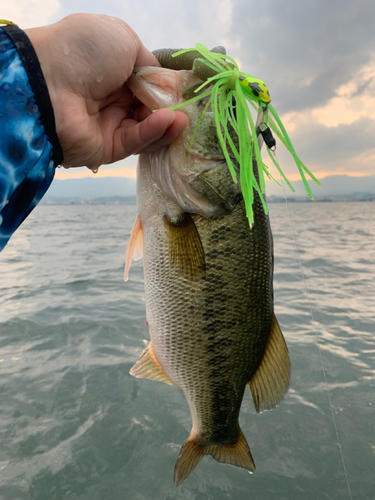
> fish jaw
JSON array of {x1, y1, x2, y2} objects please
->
[{"x1": 127, "y1": 66, "x2": 203, "y2": 110}]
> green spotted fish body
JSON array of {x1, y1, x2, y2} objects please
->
[{"x1": 125, "y1": 67, "x2": 290, "y2": 486}]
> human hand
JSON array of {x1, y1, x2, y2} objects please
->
[{"x1": 25, "y1": 14, "x2": 188, "y2": 170}]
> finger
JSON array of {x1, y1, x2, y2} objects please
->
[
  {"x1": 111, "y1": 109, "x2": 187, "y2": 162},
  {"x1": 136, "y1": 111, "x2": 188, "y2": 153},
  {"x1": 135, "y1": 43, "x2": 161, "y2": 67},
  {"x1": 132, "y1": 104, "x2": 153, "y2": 122}
]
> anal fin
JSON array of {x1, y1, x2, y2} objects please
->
[
  {"x1": 248, "y1": 313, "x2": 291, "y2": 413},
  {"x1": 130, "y1": 342, "x2": 173, "y2": 385},
  {"x1": 174, "y1": 427, "x2": 255, "y2": 487},
  {"x1": 164, "y1": 213, "x2": 205, "y2": 281}
]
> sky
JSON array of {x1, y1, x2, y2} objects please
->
[{"x1": 3, "y1": 0, "x2": 375, "y2": 185}]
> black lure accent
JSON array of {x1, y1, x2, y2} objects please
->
[{"x1": 259, "y1": 125, "x2": 276, "y2": 150}]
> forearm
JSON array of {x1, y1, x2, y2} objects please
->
[
  {"x1": 0, "y1": 24, "x2": 62, "y2": 251},
  {"x1": 0, "y1": 15, "x2": 188, "y2": 251}
]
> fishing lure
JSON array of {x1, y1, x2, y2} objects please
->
[{"x1": 155, "y1": 43, "x2": 321, "y2": 225}]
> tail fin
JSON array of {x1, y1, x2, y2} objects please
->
[{"x1": 174, "y1": 427, "x2": 255, "y2": 487}]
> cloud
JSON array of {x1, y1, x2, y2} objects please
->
[
  {"x1": 227, "y1": 0, "x2": 375, "y2": 113},
  {"x1": 312, "y1": 61, "x2": 375, "y2": 127},
  {"x1": 55, "y1": 166, "x2": 137, "y2": 180},
  {"x1": 272, "y1": 109, "x2": 375, "y2": 179},
  {"x1": 55, "y1": 157, "x2": 137, "y2": 180},
  {"x1": 2, "y1": 0, "x2": 60, "y2": 29},
  {"x1": 5, "y1": 0, "x2": 374, "y2": 181}
]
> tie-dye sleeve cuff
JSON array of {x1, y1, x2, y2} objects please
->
[{"x1": 0, "y1": 25, "x2": 64, "y2": 251}]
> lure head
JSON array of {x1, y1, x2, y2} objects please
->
[{"x1": 239, "y1": 75, "x2": 271, "y2": 104}]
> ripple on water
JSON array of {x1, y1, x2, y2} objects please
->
[{"x1": 0, "y1": 203, "x2": 374, "y2": 499}]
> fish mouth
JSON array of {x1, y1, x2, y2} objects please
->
[
  {"x1": 148, "y1": 146, "x2": 229, "y2": 218},
  {"x1": 128, "y1": 66, "x2": 203, "y2": 110}
]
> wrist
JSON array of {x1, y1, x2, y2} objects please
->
[
  {"x1": 3, "y1": 24, "x2": 63, "y2": 165},
  {"x1": 24, "y1": 26, "x2": 62, "y2": 138}
]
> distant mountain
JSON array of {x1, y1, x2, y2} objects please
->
[
  {"x1": 44, "y1": 176, "x2": 136, "y2": 201},
  {"x1": 266, "y1": 174, "x2": 375, "y2": 199},
  {"x1": 43, "y1": 174, "x2": 375, "y2": 203}
]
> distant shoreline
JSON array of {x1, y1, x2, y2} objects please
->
[
  {"x1": 47, "y1": 174, "x2": 375, "y2": 202},
  {"x1": 40, "y1": 196, "x2": 375, "y2": 205}
]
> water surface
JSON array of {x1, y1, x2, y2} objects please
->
[{"x1": 0, "y1": 202, "x2": 374, "y2": 499}]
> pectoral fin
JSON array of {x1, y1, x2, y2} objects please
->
[
  {"x1": 248, "y1": 314, "x2": 291, "y2": 413},
  {"x1": 130, "y1": 342, "x2": 173, "y2": 385},
  {"x1": 164, "y1": 213, "x2": 205, "y2": 281},
  {"x1": 124, "y1": 214, "x2": 143, "y2": 282}
]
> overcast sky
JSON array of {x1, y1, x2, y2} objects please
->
[{"x1": 3, "y1": 0, "x2": 375, "y2": 188}]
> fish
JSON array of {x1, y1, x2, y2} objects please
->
[{"x1": 125, "y1": 66, "x2": 291, "y2": 486}]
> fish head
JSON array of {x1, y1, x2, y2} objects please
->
[{"x1": 128, "y1": 67, "x2": 241, "y2": 217}]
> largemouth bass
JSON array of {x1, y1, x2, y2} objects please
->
[{"x1": 125, "y1": 66, "x2": 290, "y2": 486}]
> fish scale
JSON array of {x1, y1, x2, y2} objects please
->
[
  {"x1": 125, "y1": 66, "x2": 290, "y2": 486},
  {"x1": 140, "y1": 168, "x2": 272, "y2": 451}
]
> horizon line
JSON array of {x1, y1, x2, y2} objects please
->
[{"x1": 54, "y1": 169, "x2": 375, "y2": 181}]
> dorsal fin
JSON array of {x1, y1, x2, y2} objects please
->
[
  {"x1": 248, "y1": 313, "x2": 291, "y2": 413},
  {"x1": 129, "y1": 342, "x2": 173, "y2": 385},
  {"x1": 124, "y1": 214, "x2": 143, "y2": 282}
]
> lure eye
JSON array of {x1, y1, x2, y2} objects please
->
[
  {"x1": 248, "y1": 81, "x2": 262, "y2": 94},
  {"x1": 248, "y1": 82, "x2": 262, "y2": 93}
]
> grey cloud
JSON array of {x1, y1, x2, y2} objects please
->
[
  {"x1": 258, "y1": 116, "x2": 375, "y2": 184},
  {"x1": 54, "y1": 0, "x2": 375, "y2": 178},
  {"x1": 229, "y1": 0, "x2": 375, "y2": 113},
  {"x1": 56, "y1": 0, "x2": 375, "y2": 116},
  {"x1": 121, "y1": 0, "x2": 375, "y2": 115},
  {"x1": 266, "y1": 116, "x2": 375, "y2": 185},
  {"x1": 287, "y1": 117, "x2": 375, "y2": 165}
]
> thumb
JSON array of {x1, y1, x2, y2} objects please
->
[{"x1": 111, "y1": 109, "x2": 188, "y2": 161}]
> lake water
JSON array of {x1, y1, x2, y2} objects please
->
[{"x1": 0, "y1": 202, "x2": 374, "y2": 500}]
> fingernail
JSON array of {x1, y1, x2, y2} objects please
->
[{"x1": 166, "y1": 109, "x2": 175, "y2": 126}]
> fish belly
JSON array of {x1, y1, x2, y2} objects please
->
[{"x1": 143, "y1": 186, "x2": 273, "y2": 444}]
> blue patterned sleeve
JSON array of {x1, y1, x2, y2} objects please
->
[{"x1": 0, "y1": 25, "x2": 63, "y2": 251}]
